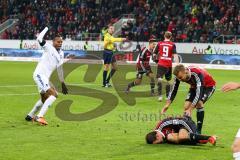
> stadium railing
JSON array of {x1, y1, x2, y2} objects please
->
[{"x1": 214, "y1": 35, "x2": 240, "y2": 44}]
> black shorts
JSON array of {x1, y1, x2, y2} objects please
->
[
  {"x1": 103, "y1": 50, "x2": 116, "y2": 64},
  {"x1": 136, "y1": 66, "x2": 153, "y2": 79},
  {"x1": 156, "y1": 65, "x2": 172, "y2": 81},
  {"x1": 185, "y1": 86, "x2": 216, "y2": 104}
]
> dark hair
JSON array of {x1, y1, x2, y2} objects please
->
[
  {"x1": 149, "y1": 39, "x2": 156, "y2": 43},
  {"x1": 145, "y1": 131, "x2": 157, "y2": 144},
  {"x1": 173, "y1": 64, "x2": 185, "y2": 76},
  {"x1": 53, "y1": 33, "x2": 62, "y2": 40}
]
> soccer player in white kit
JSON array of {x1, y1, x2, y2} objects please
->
[
  {"x1": 25, "y1": 27, "x2": 68, "y2": 125},
  {"x1": 222, "y1": 82, "x2": 240, "y2": 160}
]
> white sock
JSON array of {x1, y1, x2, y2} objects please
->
[
  {"x1": 233, "y1": 152, "x2": 240, "y2": 160},
  {"x1": 28, "y1": 99, "x2": 43, "y2": 117},
  {"x1": 37, "y1": 96, "x2": 56, "y2": 117}
]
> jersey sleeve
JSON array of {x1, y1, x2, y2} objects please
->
[
  {"x1": 168, "y1": 77, "x2": 180, "y2": 101},
  {"x1": 172, "y1": 44, "x2": 177, "y2": 54},
  {"x1": 191, "y1": 73, "x2": 204, "y2": 106},
  {"x1": 152, "y1": 44, "x2": 159, "y2": 63}
]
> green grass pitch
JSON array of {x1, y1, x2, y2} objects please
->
[{"x1": 0, "y1": 61, "x2": 239, "y2": 160}]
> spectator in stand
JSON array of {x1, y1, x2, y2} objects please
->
[{"x1": 0, "y1": 0, "x2": 239, "y2": 43}]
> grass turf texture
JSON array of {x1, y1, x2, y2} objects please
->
[{"x1": 0, "y1": 61, "x2": 239, "y2": 160}]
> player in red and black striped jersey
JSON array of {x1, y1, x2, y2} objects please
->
[
  {"x1": 145, "y1": 116, "x2": 217, "y2": 145},
  {"x1": 153, "y1": 31, "x2": 179, "y2": 102},
  {"x1": 161, "y1": 64, "x2": 216, "y2": 134},
  {"x1": 125, "y1": 39, "x2": 156, "y2": 95}
]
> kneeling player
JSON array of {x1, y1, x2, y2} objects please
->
[
  {"x1": 125, "y1": 39, "x2": 156, "y2": 95},
  {"x1": 146, "y1": 116, "x2": 217, "y2": 145}
]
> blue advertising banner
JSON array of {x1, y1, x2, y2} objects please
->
[
  {"x1": 0, "y1": 48, "x2": 240, "y2": 65},
  {"x1": 0, "y1": 48, "x2": 86, "y2": 58}
]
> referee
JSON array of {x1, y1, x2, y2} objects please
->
[{"x1": 102, "y1": 25, "x2": 126, "y2": 87}]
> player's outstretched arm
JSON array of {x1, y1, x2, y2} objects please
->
[
  {"x1": 161, "y1": 100, "x2": 171, "y2": 114},
  {"x1": 57, "y1": 65, "x2": 68, "y2": 95},
  {"x1": 173, "y1": 54, "x2": 179, "y2": 64},
  {"x1": 37, "y1": 27, "x2": 48, "y2": 46},
  {"x1": 221, "y1": 82, "x2": 240, "y2": 92}
]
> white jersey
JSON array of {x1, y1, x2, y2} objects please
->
[{"x1": 34, "y1": 42, "x2": 64, "y2": 79}]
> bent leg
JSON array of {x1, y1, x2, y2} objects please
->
[
  {"x1": 37, "y1": 88, "x2": 57, "y2": 118},
  {"x1": 196, "y1": 101, "x2": 204, "y2": 134}
]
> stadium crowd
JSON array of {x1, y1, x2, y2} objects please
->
[{"x1": 0, "y1": 0, "x2": 239, "y2": 43}]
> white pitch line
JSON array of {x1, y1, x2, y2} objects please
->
[
  {"x1": 0, "y1": 93, "x2": 38, "y2": 96},
  {"x1": 0, "y1": 89, "x2": 222, "y2": 97}
]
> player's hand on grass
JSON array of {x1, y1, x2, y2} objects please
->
[
  {"x1": 161, "y1": 100, "x2": 171, "y2": 114},
  {"x1": 221, "y1": 82, "x2": 240, "y2": 92},
  {"x1": 61, "y1": 82, "x2": 68, "y2": 94},
  {"x1": 184, "y1": 109, "x2": 192, "y2": 117}
]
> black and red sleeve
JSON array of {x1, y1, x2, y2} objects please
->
[
  {"x1": 191, "y1": 73, "x2": 204, "y2": 106},
  {"x1": 168, "y1": 77, "x2": 180, "y2": 102}
]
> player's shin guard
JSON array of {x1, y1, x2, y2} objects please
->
[
  {"x1": 37, "y1": 95, "x2": 56, "y2": 117},
  {"x1": 150, "y1": 78, "x2": 155, "y2": 94},
  {"x1": 233, "y1": 152, "x2": 240, "y2": 160},
  {"x1": 196, "y1": 108, "x2": 205, "y2": 134},
  {"x1": 103, "y1": 70, "x2": 108, "y2": 86},
  {"x1": 166, "y1": 83, "x2": 171, "y2": 97},
  {"x1": 28, "y1": 99, "x2": 43, "y2": 117},
  {"x1": 189, "y1": 133, "x2": 210, "y2": 144},
  {"x1": 106, "y1": 69, "x2": 116, "y2": 83},
  {"x1": 157, "y1": 82, "x2": 162, "y2": 96}
]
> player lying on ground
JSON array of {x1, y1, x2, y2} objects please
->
[
  {"x1": 125, "y1": 38, "x2": 156, "y2": 95},
  {"x1": 25, "y1": 27, "x2": 68, "y2": 125},
  {"x1": 161, "y1": 64, "x2": 216, "y2": 134},
  {"x1": 146, "y1": 116, "x2": 217, "y2": 145},
  {"x1": 222, "y1": 82, "x2": 240, "y2": 160},
  {"x1": 153, "y1": 31, "x2": 179, "y2": 102}
]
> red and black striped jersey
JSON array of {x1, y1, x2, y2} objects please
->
[
  {"x1": 155, "y1": 117, "x2": 196, "y2": 138},
  {"x1": 136, "y1": 47, "x2": 152, "y2": 70},
  {"x1": 168, "y1": 66, "x2": 216, "y2": 106}
]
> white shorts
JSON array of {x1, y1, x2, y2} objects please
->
[{"x1": 33, "y1": 74, "x2": 51, "y2": 93}]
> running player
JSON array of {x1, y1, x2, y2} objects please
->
[
  {"x1": 25, "y1": 27, "x2": 68, "y2": 125},
  {"x1": 161, "y1": 64, "x2": 216, "y2": 134},
  {"x1": 125, "y1": 39, "x2": 156, "y2": 95},
  {"x1": 102, "y1": 25, "x2": 127, "y2": 87},
  {"x1": 146, "y1": 116, "x2": 217, "y2": 145},
  {"x1": 153, "y1": 31, "x2": 179, "y2": 102},
  {"x1": 222, "y1": 82, "x2": 240, "y2": 160}
]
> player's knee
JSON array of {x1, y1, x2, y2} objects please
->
[
  {"x1": 104, "y1": 64, "x2": 110, "y2": 71},
  {"x1": 111, "y1": 65, "x2": 117, "y2": 71},
  {"x1": 157, "y1": 78, "x2": 163, "y2": 83},
  {"x1": 46, "y1": 88, "x2": 58, "y2": 98},
  {"x1": 135, "y1": 79, "x2": 141, "y2": 85},
  {"x1": 196, "y1": 101, "x2": 204, "y2": 109}
]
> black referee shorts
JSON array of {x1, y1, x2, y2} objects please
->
[{"x1": 103, "y1": 49, "x2": 116, "y2": 64}]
